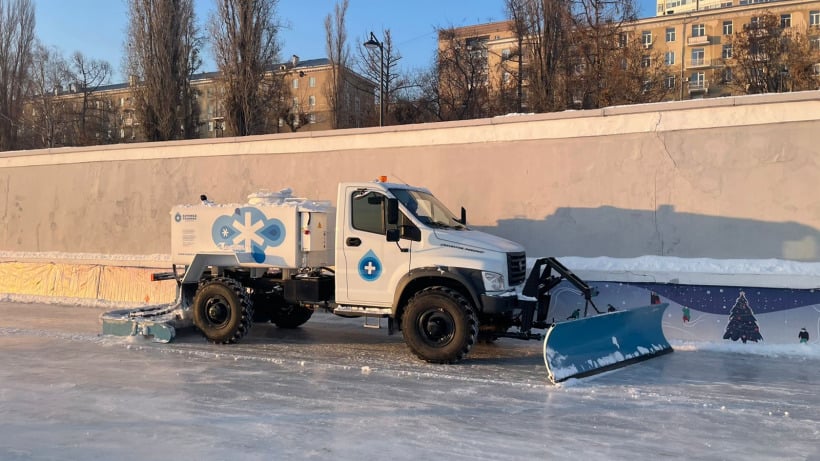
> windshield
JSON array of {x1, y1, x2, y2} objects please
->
[{"x1": 389, "y1": 188, "x2": 466, "y2": 230}]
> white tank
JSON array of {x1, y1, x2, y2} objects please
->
[{"x1": 170, "y1": 189, "x2": 334, "y2": 269}]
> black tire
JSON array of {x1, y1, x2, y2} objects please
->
[
  {"x1": 271, "y1": 304, "x2": 314, "y2": 329},
  {"x1": 192, "y1": 277, "x2": 253, "y2": 344},
  {"x1": 251, "y1": 290, "x2": 279, "y2": 323},
  {"x1": 402, "y1": 287, "x2": 478, "y2": 364}
]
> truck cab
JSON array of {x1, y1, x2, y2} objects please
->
[{"x1": 334, "y1": 179, "x2": 528, "y2": 362}]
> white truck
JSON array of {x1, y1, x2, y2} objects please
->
[{"x1": 103, "y1": 178, "x2": 670, "y2": 380}]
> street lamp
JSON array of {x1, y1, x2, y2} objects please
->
[{"x1": 364, "y1": 31, "x2": 385, "y2": 127}]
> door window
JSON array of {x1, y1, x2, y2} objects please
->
[{"x1": 351, "y1": 190, "x2": 385, "y2": 234}]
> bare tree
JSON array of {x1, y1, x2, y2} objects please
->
[
  {"x1": 210, "y1": 0, "x2": 284, "y2": 136},
  {"x1": 20, "y1": 44, "x2": 70, "y2": 149},
  {"x1": 324, "y1": 0, "x2": 355, "y2": 129},
  {"x1": 505, "y1": 0, "x2": 573, "y2": 113},
  {"x1": 0, "y1": 0, "x2": 35, "y2": 151},
  {"x1": 590, "y1": 33, "x2": 673, "y2": 106},
  {"x1": 727, "y1": 12, "x2": 820, "y2": 94},
  {"x1": 569, "y1": 0, "x2": 640, "y2": 109},
  {"x1": 126, "y1": 0, "x2": 201, "y2": 142},
  {"x1": 65, "y1": 52, "x2": 114, "y2": 145},
  {"x1": 434, "y1": 27, "x2": 495, "y2": 121}
]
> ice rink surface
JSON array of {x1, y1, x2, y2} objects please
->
[{"x1": 0, "y1": 302, "x2": 818, "y2": 461}]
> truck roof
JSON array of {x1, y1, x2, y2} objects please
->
[{"x1": 342, "y1": 180, "x2": 432, "y2": 194}]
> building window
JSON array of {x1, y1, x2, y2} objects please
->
[
  {"x1": 722, "y1": 44, "x2": 733, "y2": 59},
  {"x1": 642, "y1": 55, "x2": 651, "y2": 68},
  {"x1": 750, "y1": 16, "x2": 761, "y2": 29},
  {"x1": 618, "y1": 32, "x2": 628, "y2": 48},
  {"x1": 309, "y1": 95, "x2": 316, "y2": 107},
  {"x1": 814, "y1": 63, "x2": 820, "y2": 75},
  {"x1": 292, "y1": 78, "x2": 299, "y2": 89},
  {"x1": 690, "y1": 71, "x2": 706, "y2": 88},
  {"x1": 723, "y1": 20, "x2": 733, "y2": 35},
  {"x1": 720, "y1": 1, "x2": 732, "y2": 7},
  {"x1": 811, "y1": 37, "x2": 820, "y2": 50},
  {"x1": 665, "y1": 51, "x2": 675, "y2": 66},
  {"x1": 780, "y1": 14, "x2": 791, "y2": 28},
  {"x1": 666, "y1": 27, "x2": 676, "y2": 42},
  {"x1": 309, "y1": 76, "x2": 316, "y2": 87},
  {"x1": 691, "y1": 24, "x2": 705, "y2": 37},
  {"x1": 502, "y1": 48, "x2": 511, "y2": 60},
  {"x1": 309, "y1": 113, "x2": 317, "y2": 124},
  {"x1": 723, "y1": 68, "x2": 733, "y2": 83},
  {"x1": 642, "y1": 31, "x2": 652, "y2": 48},
  {"x1": 691, "y1": 48, "x2": 705, "y2": 66},
  {"x1": 665, "y1": 74, "x2": 676, "y2": 89},
  {"x1": 811, "y1": 11, "x2": 820, "y2": 28}
]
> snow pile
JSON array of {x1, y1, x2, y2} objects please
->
[
  {"x1": 559, "y1": 255, "x2": 820, "y2": 289},
  {"x1": 672, "y1": 340, "x2": 820, "y2": 359}
]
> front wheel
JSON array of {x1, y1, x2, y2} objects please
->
[
  {"x1": 192, "y1": 277, "x2": 253, "y2": 344},
  {"x1": 402, "y1": 287, "x2": 478, "y2": 364}
]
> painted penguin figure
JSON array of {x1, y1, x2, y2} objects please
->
[{"x1": 799, "y1": 328, "x2": 809, "y2": 344}]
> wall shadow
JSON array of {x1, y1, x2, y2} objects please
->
[{"x1": 474, "y1": 204, "x2": 820, "y2": 261}]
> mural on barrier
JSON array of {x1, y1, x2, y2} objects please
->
[{"x1": 547, "y1": 281, "x2": 820, "y2": 345}]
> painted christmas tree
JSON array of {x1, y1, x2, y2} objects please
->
[{"x1": 722, "y1": 291, "x2": 763, "y2": 343}]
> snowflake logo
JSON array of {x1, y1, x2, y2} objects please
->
[{"x1": 211, "y1": 207, "x2": 286, "y2": 263}]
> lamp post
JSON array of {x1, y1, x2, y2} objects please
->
[{"x1": 364, "y1": 31, "x2": 385, "y2": 127}]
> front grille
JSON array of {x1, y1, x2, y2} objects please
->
[{"x1": 507, "y1": 252, "x2": 527, "y2": 286}]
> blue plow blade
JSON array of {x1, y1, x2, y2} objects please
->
[
  {"x1": 543, "y1": 303, "x2": 672, "y2": 384},
  {"x1": 100, "y1": 305, "x2": 180, "y2": 343}
]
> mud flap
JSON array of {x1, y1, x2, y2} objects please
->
[
  {"x1": 543, "y1": 303, "x2": 672, "y2": 383},
  {"x1": 101, "y1": 305, "x2": 184, "y2": 343}
]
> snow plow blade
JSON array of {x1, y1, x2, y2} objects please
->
[
  {"x1": 543, "y1": 304, "x2": 672, "y2": 383},
  {"x1": 100, "y1": 304, "x2": 185, "y2": 343}
]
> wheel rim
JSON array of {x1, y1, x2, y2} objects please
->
[
  {"x1": 204, "y1": 295, "x2": 231, "y2": 328},
  {"x1": 416, "y1": 308, "x2": 455, "y2": 347}
]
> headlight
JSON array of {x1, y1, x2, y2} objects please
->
[{"x1": 481, "y1": 271, "x2": 505, "y2": 292}]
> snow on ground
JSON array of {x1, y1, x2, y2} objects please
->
[
  {"x1": 0, "y1": 302, "x2": 819, "y2": 461},
  {"x1": 1, "y1": 256, "x2": 819, "y2": 459}
]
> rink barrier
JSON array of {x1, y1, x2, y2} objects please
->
[
  {"x1": 0, "y1": 258, "x2": 176, "y2": 307},
  {"x1": 0, "y1": 253, "x2": 817, "y2": 346}
]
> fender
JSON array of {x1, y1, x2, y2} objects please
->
[{"x1": 392, "y1": 266, "x2": 485, "y2": 313}]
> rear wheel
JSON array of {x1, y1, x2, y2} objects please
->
[
  {"x1": 271, "y1": 304, "x2": 314, "y2": 329},
  {"x1": 192, "y1": 277, "x2": 253, "y2": 344},
  {"x1": 402, "y1": 287, "x2": 478, "y2": 364}
]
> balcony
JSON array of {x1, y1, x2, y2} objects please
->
[
  {"x1": 688, "y1": 58, "x2": 710, "y2": 68},
  {"x1": 688, "y1": 80, "x2": 709, "y2": 94},
  {"x1": 687, "y1": 35, "x2": 710, "y2": 46}
]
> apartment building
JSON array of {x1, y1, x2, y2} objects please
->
[
  {"x1": 638, "y1": 0, "x2": 820, "y2": 98},
  {"x1": 35, "y1": 56, "x2": 375, "y2": 145},
  {"x1": 442, "y1": 0, "x2": 819, "y2": 107}
]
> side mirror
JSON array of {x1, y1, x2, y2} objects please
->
[
  {"x1": 386, "y1": 228, "x2": 400, "y2": 242},
  {"x1": 386, "y1": 198, "x2": 399, "y2": 225},
  {"x1": 401, "y1": 225, "x2": 422, "y2": 242}
]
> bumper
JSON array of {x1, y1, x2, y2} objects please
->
[{"x1": 480, "y1": 293, "x2": 521, "y2": 315}]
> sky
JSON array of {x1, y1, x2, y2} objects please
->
[{"x1": 33, "y1": 0, "x2": 658, "y2": 83}]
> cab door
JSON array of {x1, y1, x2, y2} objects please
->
[{"x1": 340, "y1": 187, "x2": 411, "y2": 305}]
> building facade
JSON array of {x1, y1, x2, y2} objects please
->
[
  {"x1": 441, "y1": 0, "x2": 819, "y2": 108},
  {"x1": 638, "y1": 0, "x2": 820, "y2": 98},
  {"x1": 26, "y1": 56, "x2": 375, "y2": 147}
]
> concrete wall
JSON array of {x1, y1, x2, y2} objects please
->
[{"x1": 2, "y1": 91, "x2": 819, "y2": 263}]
